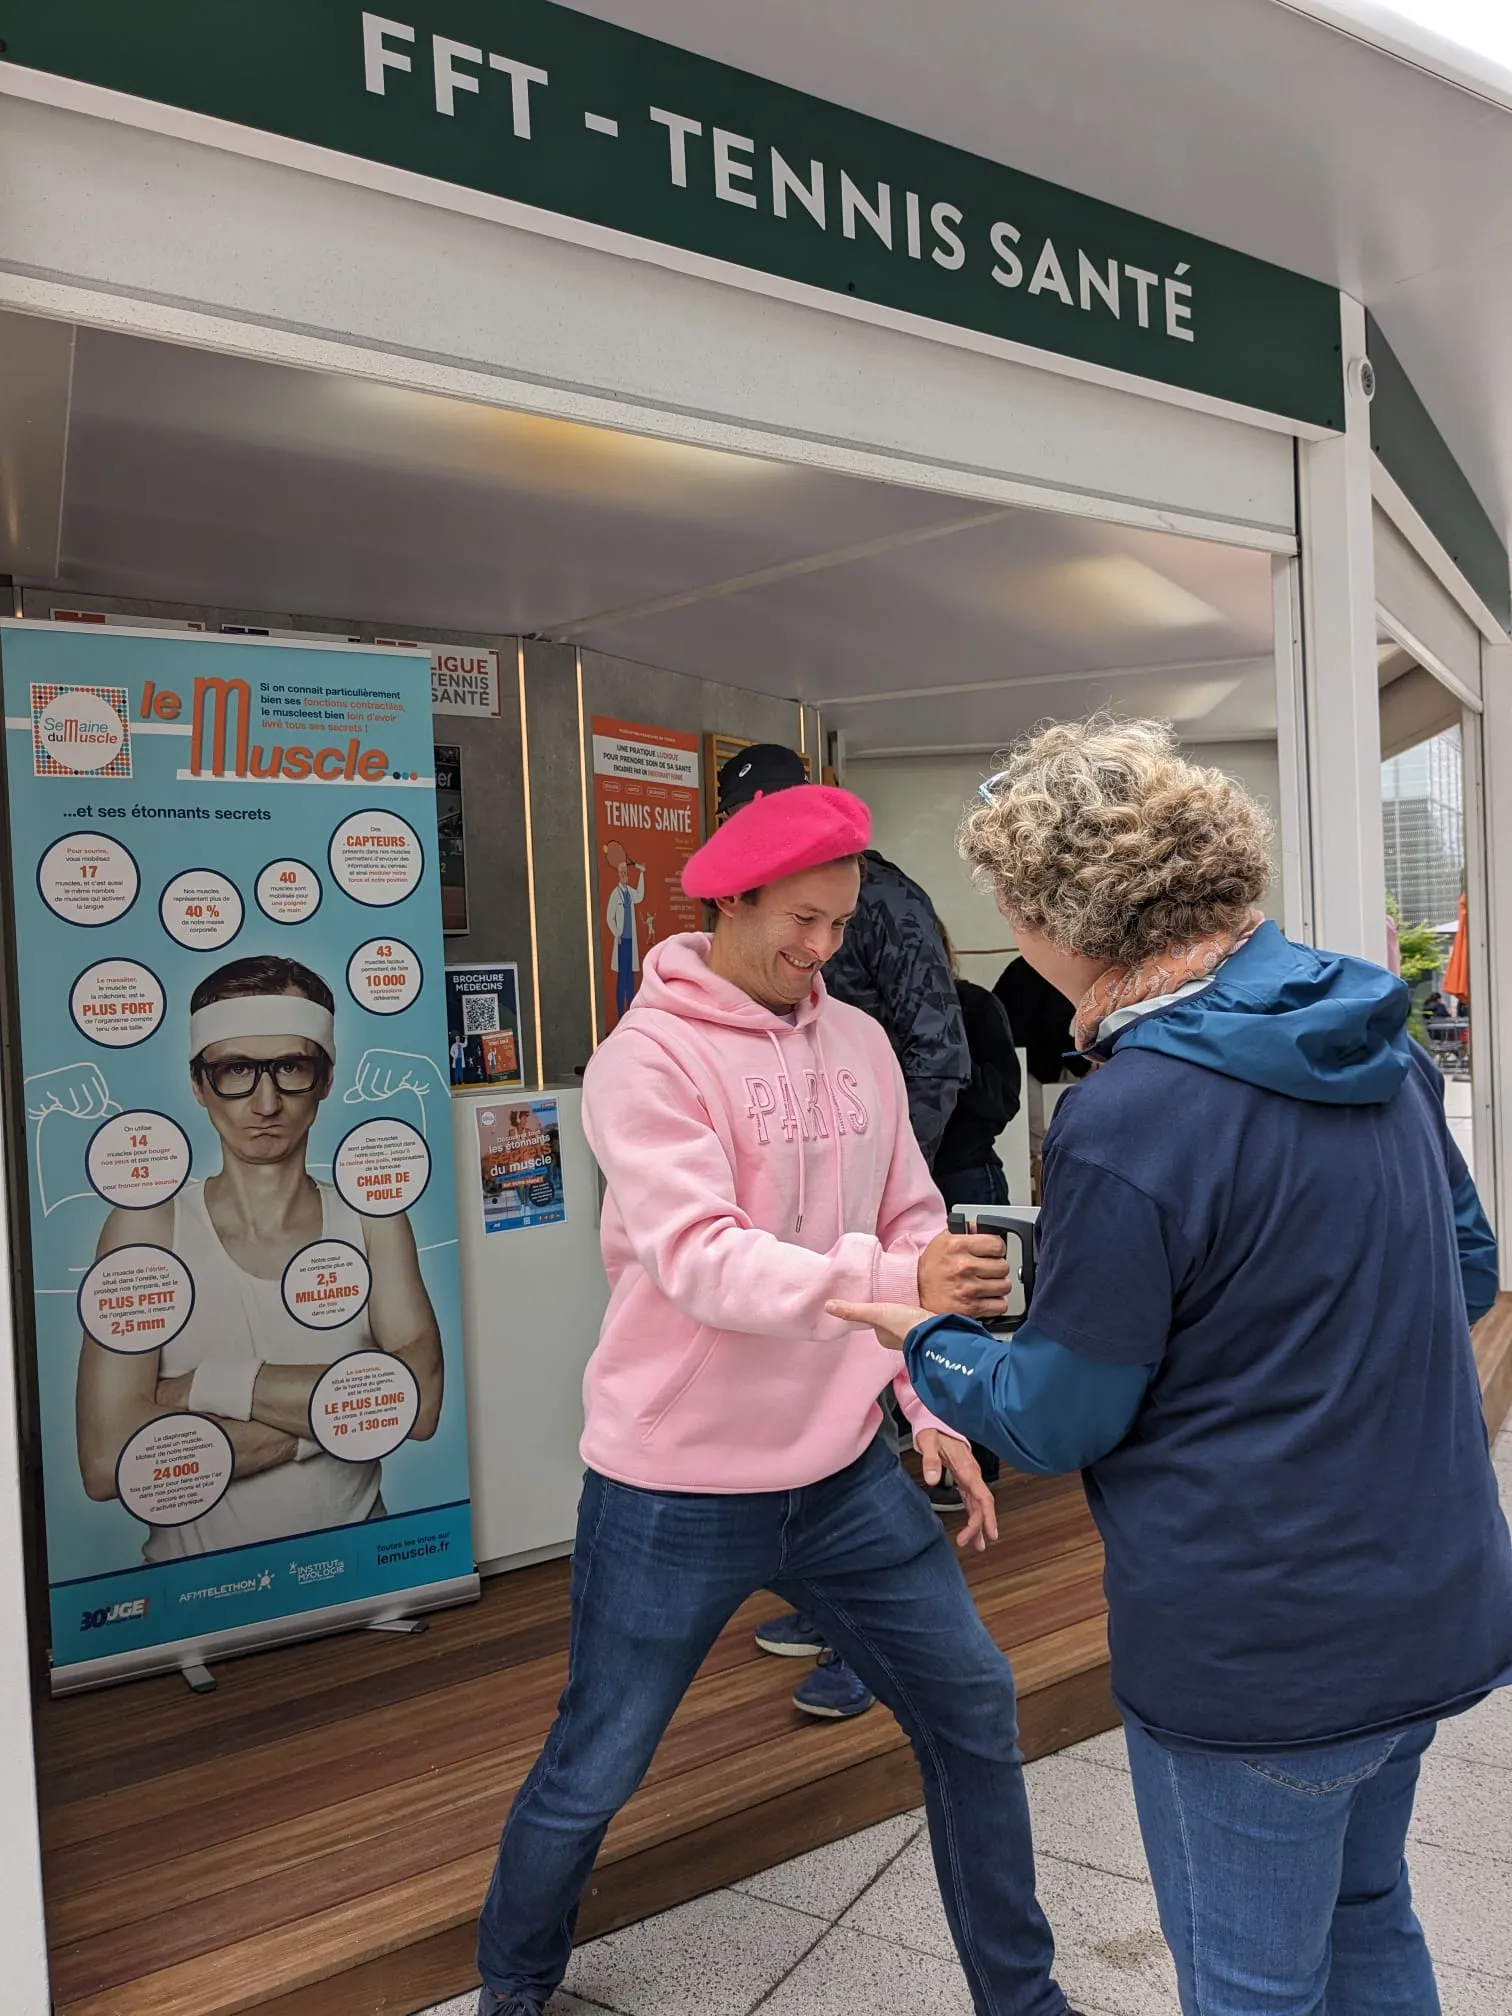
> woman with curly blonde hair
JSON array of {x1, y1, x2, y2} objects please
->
[{"x1": 832, "y1": 716, "x2": 1512, "y2": 2016}]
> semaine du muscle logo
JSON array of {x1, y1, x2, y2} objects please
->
[{"x1": 32, "y1": 684, "x2": 132, "y2": 779}]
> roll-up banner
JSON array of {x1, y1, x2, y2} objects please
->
[{"x1": 0, "y1": 622, "x2": 477, "y2": 1692}]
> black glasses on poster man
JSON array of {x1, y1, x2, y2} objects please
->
[{"x1": 198, "y1": 1055, "x2": 326, "y2": 1099}]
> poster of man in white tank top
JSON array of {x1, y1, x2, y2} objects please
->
[{"x1": 0, "y1": 621, "x2": 476, "y2": 1689}]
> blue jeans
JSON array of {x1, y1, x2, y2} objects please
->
[
  {"x1": 937, "y1": 1159, "x2": 1010, "y2": 1208},
  {"x1": 478, "y1": 1435, "x2": 1066, "y2": 2015},
  {"x1": 1125, "y1": 1715, "x2": 1441, "y2": 2014}
]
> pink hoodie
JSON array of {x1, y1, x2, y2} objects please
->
[{"x1": 579, "y1": 932, "x2": 953, "y2": 1493}]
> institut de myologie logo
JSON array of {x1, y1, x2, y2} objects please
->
[{"x1": 31, "y1": 683, "x2": 133, "y2": 779}]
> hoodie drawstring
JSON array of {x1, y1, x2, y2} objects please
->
[
  {"x1": 768, "y1": 1024, "x2": 847, "y2": 1238},
  {"x1": 813, "y1": 1025, "x2": 843, "y2": 1235},
  {"x1": 767, "y1": 1030, "x2": 806, "y2": 1233}
]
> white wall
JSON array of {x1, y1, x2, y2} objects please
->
[
  {"x1": 853, "y1": 736, "x2": 1285, "y2": 993},
  {"x1": 1189, "y1": 740, "x2": 1285, "y2": 921},
  {"x1": 848, "y1": 755, "x2": 1013, "y2": 990}
]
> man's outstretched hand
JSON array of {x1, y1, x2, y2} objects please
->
[
  {"x1": 825, "y1": 1302, "x2": 1000, "y2": 1551},
  {"x1": 918, "y1": 1430, "x2": 998, "y2": 1551}
]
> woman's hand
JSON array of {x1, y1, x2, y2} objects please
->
[{"x1": 826, "y1": 1299, "x2": 932, "y2": 1352}]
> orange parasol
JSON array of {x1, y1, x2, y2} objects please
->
[{"x1": 1442, "y1": 891, "x2": 1470, "y2": 1001}]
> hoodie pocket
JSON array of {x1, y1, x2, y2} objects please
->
[{"x1": 637, "y1": 1326, "x2": 721, "y2": 1441}]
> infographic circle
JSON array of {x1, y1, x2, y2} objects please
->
[
  {"x1": 78, "y1": 1245, "x2": 195, "y2": 1355},
  {"x1": 328, "y1": 810, "x2": 424, "y2": 907},
  {"x1": 255, "y1": 859, "x2": 323, "y2": 925},
  {"x1": 281, "y1": 1239, "x2": 372, "y2": 1332},
  {"x1": 159, "y1": 869, "x2": 244, "y2": 951},
  {"x1": 309, "y1": 1351, "x2": 420, "y2": 1463},
  {"x1": 333, "y1": 1117, "x2": 431, "y2": 1218},
  {"x1": 69, "y1": 960, "x2": 166, "y2": 1048},
  {"x1": 346, "y1": 938, "x2": 423, "y2": 1016},
  {"x1": 37, "y1": 833, "x2": 139, "y2": 927},
  {"x1": 86, "y1": 1110, "x2": 192, "y2": 1210},
  {"x1": 115, "y1": 1415, "x2": 234, "y2": 1528}
]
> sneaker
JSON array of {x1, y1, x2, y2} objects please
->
[
  {"x1": 926, "y1": 1479, "x2": 964, "y2": 1514},
  {"x1": 477, "y1": 1992, "x2": 540, "y2": 2016},
  {"x1": 793, "y1": 1649, "x2": 875, "y2": 1719},
  {"x1": 754, "y1": 1610, "x2": 827, "y2": 1657}
]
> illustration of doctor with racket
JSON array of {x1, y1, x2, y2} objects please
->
[{"x1": 604, "y1": 841, "x2": 655, "y2": 1021}]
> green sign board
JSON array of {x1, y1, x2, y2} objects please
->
[
  {"x1": 1366, "y1": 316, "x2": 1511, "y2": 631},
  {"x1": 2, "y1": 0, "x2": 1345, "y2": 426}
]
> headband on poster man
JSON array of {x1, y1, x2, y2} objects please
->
[{"x1": 188, "y1": 995, "x2": 336, "y2": 1062}]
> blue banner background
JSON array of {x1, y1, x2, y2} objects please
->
[{"x1": 0, "y1": 624, "x2": 474, "y2": 1676}]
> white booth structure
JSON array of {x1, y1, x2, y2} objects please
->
[{"x1": 2, "y1": 3, "x2": 1512, "y2": 2010}]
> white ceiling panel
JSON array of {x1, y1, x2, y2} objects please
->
[
  {"x1": 1, "y1": 317, "x2": 1273, "y2": 751},
  {"x1": 54, "y1": 328, "x2": 978, "y2": 635},
  {"x1": 824, "y1": 659, "x2": 1277, "y2": 758},
  {"x1": 573, "y1": 510, "x2": 1271, "y2": 707}
]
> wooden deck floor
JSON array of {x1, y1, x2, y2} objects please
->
[{"x1": 35, "y1": 1467, "x2": 1114, "y2": 2016}]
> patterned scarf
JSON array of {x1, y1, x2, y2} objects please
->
[{"x1": 1072, "y1": 909, "x2": 1265, "y2": 1051}]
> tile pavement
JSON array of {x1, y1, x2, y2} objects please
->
[{"x1": 424, "y1": 1426, "x2": 1512, "y2": 2015}]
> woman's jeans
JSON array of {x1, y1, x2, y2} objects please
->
[
  {"x1": 1125, "y1": 1714, "x2": 1441, "y2": 2015},
  {"x1": 477, "y1": 1435, "x2": 1067, "y2": 2016}
]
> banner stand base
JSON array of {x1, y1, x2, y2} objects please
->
[
  {"x1": 367, "y1": 1616, "x2": 428, "y2": 1635},
  {"x1": 50, "y1": 1572, "x2": 480, "y2": 1696},
  {"x1": 181, "y1": 1662, "x2": 217, "y2": 1695}
]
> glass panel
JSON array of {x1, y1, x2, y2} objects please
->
[{"x1": 1383, "y1": 720, "x2": 1474, "y2": 1173}]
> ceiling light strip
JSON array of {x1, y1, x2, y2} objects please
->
[
  {"x1": 576, "y1": 650, "x2": 601, "y2": 1052},
  {"x1": 516, "y1": 639, "x2": 546, "y2": 1091}
]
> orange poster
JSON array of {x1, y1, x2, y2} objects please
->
[{"x1": 592, "y1": 717, "x2": 702, "y2": 1032}]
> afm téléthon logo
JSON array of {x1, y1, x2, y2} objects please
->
[{"x1": 31, "y1": 683, "x2": 133, "y2": 779}]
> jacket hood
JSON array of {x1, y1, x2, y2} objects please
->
[
  {"x1": 630, "y1": 931, "x2": 825, "y2": 1034},
  {"x1": 1101, "y1": 922, "x2": 1412, "y2": 1105}
]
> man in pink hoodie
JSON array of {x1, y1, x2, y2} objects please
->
[{"x1": 475, "y1": 785, "x2": 1075, "y2": 2016}]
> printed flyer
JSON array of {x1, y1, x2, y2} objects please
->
[
  {"x1": 476, "y1": 1098, "x2": 565, "y2": 1234},
  {"x1": 591, "y1": 717, "x2": 701, "y2": 1033},
  {"x1": 446, "y1": 964, "x2": 523, "y2": 1088},
  {"x1": 0, "y1": 623, "x2": 476, "y2": 1688}
]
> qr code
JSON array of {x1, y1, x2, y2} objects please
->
[{"x1": 462, "y1": 993, "x2": 501, "y2": 1035}]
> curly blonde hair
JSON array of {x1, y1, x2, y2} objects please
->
[{"x1": 958, "y1": 716, "x2": 1272, "y2": 967}]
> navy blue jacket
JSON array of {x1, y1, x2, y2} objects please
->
[{"x1": 905, "y1": 924, "x2": 1512, "y2": 1751}]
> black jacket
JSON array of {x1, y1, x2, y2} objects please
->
[
  {"x1": 824, "y1": 852, "x2": 970, "y2": 1166},
  {"x1": 992, "y1": 956, "x2": 1090, "y2": 1085},
  {"x1": 935, "y1": 980, "x2": 1021, "y2": 1175}
]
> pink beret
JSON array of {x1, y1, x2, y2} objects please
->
[{"x1": 682, "y1": 785, "x2": 871, "y2": 899}]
